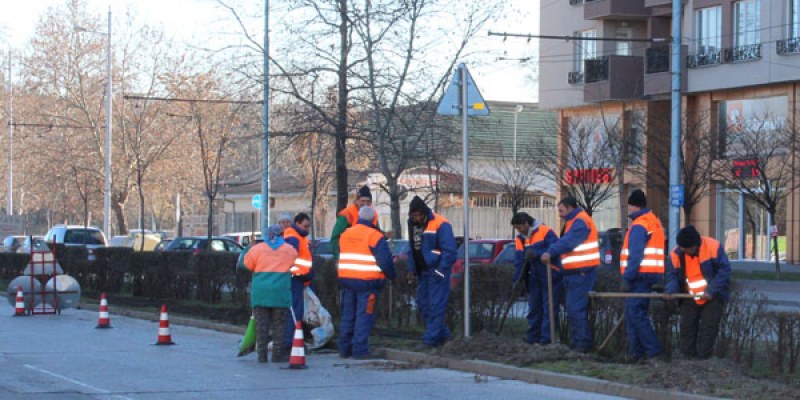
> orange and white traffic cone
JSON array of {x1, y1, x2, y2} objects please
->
[
  {"x1": 96, "y1": 293, "x2": 111, "y2": 328},
  {"x1": 155, "y1": 305, "x2": 175, "y2": 345},
  {"x1": 288, "y1": 320, "x2": 307, "y2": 369},
  {"x1": 13, "y1": 287, "x2": 26, "y2": 317}
]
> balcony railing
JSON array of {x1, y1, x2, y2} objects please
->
[
  {"x1": 687, "y1": 48, "x2": 728, "y2": 68},
  {"x1": 730, "y1": 44, "x2": 761, "y2": 62},
  {"x1": 645, "y1": 46, "x2": 670, "y2": 73},
  {"x1": 777, "y1": 37, "x2": 800, "y2": 55},
  {"x1": 568, "y1": 71, "x2": 584, "y2": 84},
  {"x1": 585, "y1": 56, "x2": 609, "y2": 83},
  {"x1": 569, "y1": 0, "x2": 586, "y2": 5}
]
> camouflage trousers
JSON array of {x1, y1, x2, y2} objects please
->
[{"x1": 253, "y1": 306, "x2": 289, "y2": 360}]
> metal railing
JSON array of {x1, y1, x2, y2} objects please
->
[
  {"x1": 585, "y1": 56, "x2": 609, "y2": 83},
  {"x1": 687, "y1": 48, "x2": 728, "y2": 68},
  {"x1": 645, "y1": 46, "x2": 670, "y2": 73},
  {"x1": 568, "y1": 71, "x2": 585, "y2": 84},
  {"x1": 730, "y1": 43, "x2": 761, "y2": 62},
  {"x1": 777, "y1": 37, "x2": 800, "y2": 55}
]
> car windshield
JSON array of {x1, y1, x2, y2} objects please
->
[
  {"x1": 64, "y1": 229, "x2": 105, "y2": 245},
  {"x1": 169, "y1": 238, "x2": 199, "y2": 250},
  {"x1": 457, "y1": 242, "x2": 496, "y2": 259}
]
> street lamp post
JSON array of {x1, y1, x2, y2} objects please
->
[
  {"x1": 75, "y1": 8, "x2": 112, "y2": 237},
  {"x1": 513, "y1": 104, "x2": 523, "y2": 165}
]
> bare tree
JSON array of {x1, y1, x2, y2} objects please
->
[
  {"x1": 490, "y1": 156, "x2": 543, "y2": 216},
  {"x1": 540, "y1": 116, "x2": 621, "y2": 216},
  {"x1": 715, "y1": 115, "x2": 797, "y2": 279}
]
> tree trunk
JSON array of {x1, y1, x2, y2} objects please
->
[
  {"x1": 138, "y1": 174, "x2": 146, "y2": 251},
  {"x1": 388, "y1": 178, "x2": 402, "y2": 239},
  {"x1": 113, "y1": 195, "x2": 128, "y2": 236},
  {"x1": 207, "y1": 196, "x2": 215, "y2": 240},
  {"x1": 335, "y1": 0, "x2": 349, "y2": 212}
]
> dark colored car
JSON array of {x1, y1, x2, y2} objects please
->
[
  {"x1": 389, "y1": 239, "x2": 410, "y2": 262},
  {"x1": 163, "y1": 236, "x2": 244, "y2": 254},
  {"x1": 450, "y1": 239, "x2": 513, "y2": 288},
  {"x1": 598, "y1": 228, "x2": 623, "y2": 270}
]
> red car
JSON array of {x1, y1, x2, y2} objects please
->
[{"x1": 450, "y1": 239, "x2": 513, "y2": 289}]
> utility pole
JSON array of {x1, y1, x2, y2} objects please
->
[
  {"x1": 261, "y1": 0, "x2": 270, "y2": 239},
  {"x1": 668, "y1": 0, "x2": 683, "y2": 250},
  {"x1": 6, "y1": 50, "x2": 12, "y2": 216}
]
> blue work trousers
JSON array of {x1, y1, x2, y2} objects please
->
[
  {"x1": 338, "y1": 287, "x2": 380, "y2": 357},
  {"x1": 626, "y1": 278, "x2": 663, "y2": 359},
  {"x1": 284, "y1": 278, "x2": 306, "y2": 349},
  {"x1": 416, "y1": 269, "x2": 451, "y2": 346},
  {"x1": 563, "y1": 268, "x2": 596, "y2": 352},
  {"x1": 526, "y1": 265, "x2": 563, "y2": 345}
]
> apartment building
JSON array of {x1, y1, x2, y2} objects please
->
[{"x1": 540, "y1": 0, "x2": 800, "y2": 263}]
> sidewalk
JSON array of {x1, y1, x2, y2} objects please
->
[{"x1": 731, "y1": 260, "x2": 800, "y2": 312}]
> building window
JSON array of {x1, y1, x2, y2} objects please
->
[
  {"x1": 791, "y1": 0, "x2": 800, "y2": 38},
  {"x1": 572, "y1": 29, "x2": 597, "y2": 83},
  {"x1": 734, "y1": 0, "x2": 760, "y2": 47},
  {"x1": 696, "y1": 6, "x2": 722, "y2": 55}
]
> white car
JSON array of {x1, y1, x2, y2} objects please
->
[{"x1": 44, "y1": 225, "x2": 107, "y2": 261}]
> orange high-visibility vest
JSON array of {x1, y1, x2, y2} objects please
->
[
  {"x1": 338, "y1": 204, "x2": 379, "y2": 227},
  {"x1": 338, "y1": 224, "x2": 386, "y2": 281},
  {"x1": 423, "y1": 213, "x2": 448, "y2": 257},
  {"x1": 669, "y1": 237, "x2": 720, "y2": 305},
  {"x1": 516, "y1": 224, "x2": 553, "y2": 251},
  {"x1": 283, "y1": 226, "x2": 312, "y2": 278},
  {"x1": 560, "y1": 211, "x2": 600, "y2": 270},
  {"x1": 620, "y1": 212, "x2": 665, "y2": 275}
]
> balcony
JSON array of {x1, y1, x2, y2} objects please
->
[
  {"x1": 583, "y1": 55, "x2": 644, "y2": 102},
  {"x1": 729, "y1": 44, "x2": 761, "y2": 63},
  {"x1": 643, "y1": 45, "x2": 687, "y2": 96},
  {"x1": 569, "y1": 0, "x2": 586, "y2": 5},
  {"x1": 584, "y1": 0, "x2": 649, "y2": 20},
  {"x1": 687, "y1": 48, "x2": 728, "y2": 68},
  {"x1": 568, "y1": 71, "x2": 585, "y2": 84},
  {"x1": 777, "y1": 37, "x2": 800, "y2": 55}
]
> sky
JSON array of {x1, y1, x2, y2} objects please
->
[{"x1": 0, "y1": 0, "x2": 539, "y2": 103}]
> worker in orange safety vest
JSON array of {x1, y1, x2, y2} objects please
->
[{"x1": 282, "y1": 212, "x2": 313, "y2": 353}]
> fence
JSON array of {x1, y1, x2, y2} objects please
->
[{"x1": 440, "y1": 207, "x2": 558, "y2": 239}]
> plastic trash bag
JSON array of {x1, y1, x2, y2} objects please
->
[{"x1": 303, "y1": 287, "x2": 335, "y2": 349}]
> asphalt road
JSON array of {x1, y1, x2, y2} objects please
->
[{"x1": 0, "y1": 302, "x2": 626, "y2": 400}]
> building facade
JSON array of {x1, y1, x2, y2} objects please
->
[{"x1": 540, "y1": 0, "x2": 800, "y2": 262}]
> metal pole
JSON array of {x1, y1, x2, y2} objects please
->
[
  {"x1": 513, "y1": 108, "x2": 518, "y2": 165},
  {"x1": 6, "y1": 50, "x2": 13, "y2": 216},
  {"x1": 546, "y1": 264, "x2": 555, "y2": 344},
  {"x1": 261, "y1": 0, "x2": 270, "y2": 240},
  {"x1": 668, "y1": 0, "x2": 683, "y2": 251},
  {"x1": 461, "y1": 64, "x2": 471, "y2": 338},
  {"x1": 104, "y1": 7, "x2": 112, "y2": 237}
]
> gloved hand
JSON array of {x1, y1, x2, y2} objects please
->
[{"x1": 620, "y1": 280, "x2": 630, "y2": 293}]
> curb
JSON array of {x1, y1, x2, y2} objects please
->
[
  {"x1": 82, "y1": 303, "x2": 723, "y2": 400},
  {"x1": 379, "y1": 348, "x2": 725, "y2": 400}
]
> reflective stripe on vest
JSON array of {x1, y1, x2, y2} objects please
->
[
  {"x1": 561, "y1": 211, "x2": 600, "y2": 270},
  {"x1": 670, "y1": 237, "x2": 720, "y2": 305},
  {"x1": 284, "y1": 227, "x2": 312, "y2": 277},
  {"x1": 620, "y1": 212, "x2": 666, "y2": 275},
  {"x1": 338, "y1": 224, "x2": 386, "y2": 281},
  {"x1": 338, "y1": 204, "x2": 379, "y2": 227}
]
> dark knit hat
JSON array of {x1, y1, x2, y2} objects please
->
[
  {"x1": 408, "y1": 196, "x2": 430, "y2": 215},
  {"x1": 677, "y1": 225, "x2": 702, "y2": 248},
  {"x1": 627, "y1": 189, "x2": 647, "y2": 208},
  {"x1": 357, "y1": 185, "x2": 372, "y2": 200}
]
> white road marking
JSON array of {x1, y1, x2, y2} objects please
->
[{"x1": 23, "y1": 364, "x2": 133, "y2": 400}]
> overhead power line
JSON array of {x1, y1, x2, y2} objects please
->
[{"x1": 488, "y1": 31, "x2": 669, "y2": 43}]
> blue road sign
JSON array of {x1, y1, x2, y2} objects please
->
[
  {"x1": 251, "y1": 194, "x2": 262, "y2": 209},
  {"x1": 436, "y1": 64, "x2": 490, "y2": 117},
  {"x1": 670, "y1": 184, "x2": 684, "y2": 207}
]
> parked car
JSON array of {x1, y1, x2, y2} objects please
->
[
  {"x1": 163, "y1": 236, "x2": 244, "y2": 254},
  {"x1": 44, "y1": 225, "x2": 107, "y2": 261},
  {"x1": 491, "y1": 242, "x2": 517, "y2": 265},
  {"x1": 2, "y1": 235, "x2": 25, "y2": 253},
  {"x1": 598, "y1": 228, "x2": 623, "y2": 270},
  {"x1": 389, "y1": 239, "x2": 410, "y2": 263},
  {"x1": 222, "y1": 231, "x2": 262, "y2": 247},
  {"x1": 313, "y1": 239, "x2": 334, "y2": 261},
  {"x1": 154, "y1": 239, "x2": 173, "y2": 252},
  {"x1": 17, "y1": 236, "x2": 46, "y2": 253},
  {"x1": 108, "y1": 233, "x2": 162, "y2": 251},
  {"x1": 450, "y1": 239, "x2": 513, "y2": 289}
]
